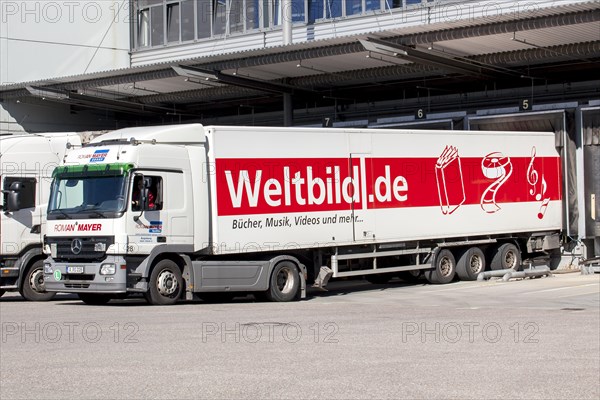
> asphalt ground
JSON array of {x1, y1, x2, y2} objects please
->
[{"x1": 1, "y1": 271, "x2": 598, "y2": 400}]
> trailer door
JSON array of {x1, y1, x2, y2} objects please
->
[{"x1": 349, "y1": 153, "x2": 375, "y2": 242}]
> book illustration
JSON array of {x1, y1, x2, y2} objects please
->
[
  {"x1": 480, "y1": 152, "x2": 512, "y2": 214},
  {"x1": 527, "y1": 146, "x2": 550, "y2": 219},
  {"x1": 435, "y1": 145, "x2": 466, "y2": 215}
]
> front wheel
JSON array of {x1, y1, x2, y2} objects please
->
[
  {"x1": 20, "y1": 260, "x2": 56, "y2": 301},
  {"x1": 146, "y1": 259, "x2": 183, "y2": 305},
  {"x1": 266, "y1": 261, "x2": 300, "y2": 302},
  {"x1": 424, "y1": 249, "x2": 456, "y2": 284}
]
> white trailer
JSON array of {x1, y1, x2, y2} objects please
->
[
  {"x1": 41, "y1": 124, "x2": 564, "y2": 305},
  {"x1": 0, "y1": 131, "x2": 105, "y2": 300}
]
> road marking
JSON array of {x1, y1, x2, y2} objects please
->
[
  {"x1": 523, "y1": 283, "x2": 599, "y2": 295},
  {"x1": 557, "y1": 290, "x2": 600, "y2": 298}
]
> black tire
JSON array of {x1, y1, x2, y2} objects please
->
[
  {"x1": 365, "y1": 273, "x2": 394, "y2": 284},
  {"x1": 424, "y1": 249, "x2": 456, "y2": 284},
  {"x1": 490, "y1": 243, "x2": 521, "y2": 271},
  {"x1": 78, "y1": 293, "x2": 112, "y2": 305},
  {"x1": 266, "y1": 261, "x2": 300, "y2": 302},
  {"x1": 146, "y1": 259, "x2": 183, "y2": 305},
  {"x1": 456, "y1": 247, "x2": 486, "y2": 281},
  {"x1": 20, "y1": 260, "x2": 56, "y2": 301}
]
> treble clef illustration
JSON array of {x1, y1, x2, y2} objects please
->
[
  {"x1": 527, "y1": 146, "x2": 539, "y2": 197},
  {"x1": 527, "y1": 146, "x2": 550, "y2": 219}
]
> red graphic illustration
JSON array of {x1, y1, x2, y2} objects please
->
[
  {"x1": 480, "y1": 152, "x2": 512, "y2": 213},
  {"x1": 435, "y1": 146, "x2": 466, "y2": 215},
  {"x1": 527, "y1": 146, "x2": 550, "y2": 219}
]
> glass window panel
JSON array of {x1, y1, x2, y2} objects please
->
[
  {"x1": 308, "y1": 0, "x2": 323, "y2": 22},
  {"x1": 325, "y1": 0, "x2": 341, "y2": 18},
  {"x1": 181, "y1": 0, "x2": 195, "y2": 41},
  {"x1": 247, "y1": 0, "x2": 260, "y2": 30},
  {"x1": 213, "y1": 0, "x2": 227, "y2": 35},
  {"x1": 346, "y1": 0, "x2": 362, "y2": 16},
  {"x1": 365, "y1": 0, "x2": 381, "y2": 11},
  {"x1": 229, "y1": 0, "x2": 244, "y2": 33},
  {"x1": 197, "y1": 0, "x2": 211, "y2": 38},
  {"x1": 167, "y1": 3, "x2": 180, "y2": 43},
  {"x1": 138, "y1": 8, "x2": 150, "y2": 47},
  {"x1": 291, "y1": 0, "x2": 305, "y2": 22},
  {"x1": 151, "y1": 6, "x2": 164, "y2": 46}
]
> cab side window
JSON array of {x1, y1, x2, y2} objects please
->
[{"x1": 131, "y1": 175, "x2": 163, "y2": 211}]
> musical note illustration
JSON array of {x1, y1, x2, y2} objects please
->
[{"x1": 527, "y1": 146, "x2": 550, "y2": 219}]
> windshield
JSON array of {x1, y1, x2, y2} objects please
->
[{"x1": 48, "y1": 175, "x2": 127, "y2": 219}]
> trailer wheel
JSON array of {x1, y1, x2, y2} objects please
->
[
  {"x1": 424, "y1": 249, "x2": 456, "y2": 284},
  {"x1": 456, "y1": 247, "x2": 486, "y2": 281},
  {"x1": 20, "y1": 260, "x2": 56, "y2": 301},
  {"x1": 266, "y1": 261, "x2": 300, "y2": 302},
  {"x1": 490, "y1": 243, "x2": 521, "y2": 271},
  {"x1": 146, "y1": 259, "x2": 183, "y2": 305},
  {"x1": 78, "y1": 293, "x2": 112, "y2": 305}
]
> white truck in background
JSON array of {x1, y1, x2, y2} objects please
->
[
  {"x1": 0, "y1": 131, "x2": 105, "y2": 300},
  {"x1": 40, "y1": 124, "x2": 569, "y2": 305}
]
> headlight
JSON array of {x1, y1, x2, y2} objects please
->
[
  {"x1": 99, "y1": 263, "x2": 116, "y2": 275},
  {"x1": 44, "y1": 263, "x2": 53, "y2": 274},
  {"x1": 94, "y1": 243, "x2": 106, "y2": 252}
]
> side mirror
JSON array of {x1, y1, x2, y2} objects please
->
[{"x1": 3, "y1": 181, "x2": 24, "y2": 212}]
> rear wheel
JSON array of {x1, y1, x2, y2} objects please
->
[
  {"x1": 20, "y1": 260, "x2": 55, "y2": 301},
  {"x1": 490, "y1": 243, "x2": 521, "y2": 271},
  {"x1": 146, "y1": 259, "x2": 183, "y2": 305},
  {"x1": 456, "y1": 247, "x2": 486, "y2": 281},
  {"x1": 266, "y1": 261, "x2": 300, "y2": 302},
  {"x1": 424, "y1": 249, "x2": 456, "y2": 284},
  {"x1": 78, "y1": 293, "x2": 112, "y2": 305}
]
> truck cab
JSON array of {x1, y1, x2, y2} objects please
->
[{"x1": 1, "y1": 132, "x2": 86, "y2": 300}]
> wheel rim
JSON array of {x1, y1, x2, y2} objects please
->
[
  {"x1": 157, "y1": 269, "x2": 178, "y2": 296},
  {"x1": 469, "y1": 255, "x2": 484, "y2": 274},
  {"x1": 276, "y1": 267, "x2": 294, "y2": 294},
  {"x1": 439, "y1": 257, "x2": 453, "y2": 277},
  {"x1": 29, "y1": 268, "x2": 46, "y2": 293},
  {"x1": 505, "y1": 251, "x2": 517, "y2": 269}
]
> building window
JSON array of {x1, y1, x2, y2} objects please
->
[
  {"x1": 167, "y1": 3, "x2": 180, "y2": 43},
  {"x1": 181, "y1": 0, "x2": 195, "y2": 41},
  {"x1": 134, "y1": 0, "x2": 433, "y2": 50}
]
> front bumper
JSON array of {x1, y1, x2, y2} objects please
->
[{"x1": 44, "y1": 255, "x2": 128, "y2": 294}]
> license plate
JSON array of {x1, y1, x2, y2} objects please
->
[{"x1": 66, "y1": 266, "x2": 84, "y2": 274}]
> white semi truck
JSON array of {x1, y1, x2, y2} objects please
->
[
  {"x1": 0, "y1": 131, "x2": 104, "y2": 300},
  {"x1": 41, "y1": 124, "x2": 564, "y2": 305}
]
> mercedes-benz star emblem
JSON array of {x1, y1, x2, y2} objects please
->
[{"x1": 71, "y1": 239, "x2": 83, "y2": 255}]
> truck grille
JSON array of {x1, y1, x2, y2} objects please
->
[
  {"x1": 46, "y1": 236, "x2": 114, "y2": 262},
  {"x1": 64, "y1": 283, "x2": 90, "y2": 289}
]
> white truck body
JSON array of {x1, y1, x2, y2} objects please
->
[
  {"x1": 0, "y1": 131, "x2": 100, "y2": 299},
  {"x1": 41, "y1": 124, "x2": 563, "y2": 305}
]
